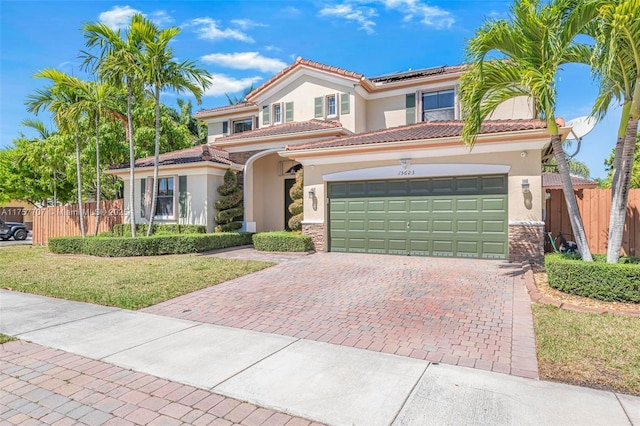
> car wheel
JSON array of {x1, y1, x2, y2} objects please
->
[{"x1": 13, "y1": 229, "x2": 28, "y2": 240}]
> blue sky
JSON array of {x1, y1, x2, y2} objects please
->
[{"x1": 0, "y1": 0, "x2": 621, "y2": 178}]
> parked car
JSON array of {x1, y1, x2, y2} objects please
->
[{"x1": 0, "y1": 218, "x2": 28, "y2": 240}]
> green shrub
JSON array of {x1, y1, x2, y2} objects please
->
[
  {"x1": 546, "y1": 254, "x2": 640, "y2": 303},
  {"x1": 112, "y1": 224, "x2": 206, "y2": 237},
  {"x1": 252, "y1": 231, "x2": 312, "y2": 252},
  {"x1": 48, "y1": 232, "x2": 254, "y2": 257},
  {"x1": 215, "y1": 169, "x2": 244, "y2": 232},
  {"x1": 288, "y1": 169, "x2": 304, "y2": 232},
  {"x1": 97, "y1": 231, "x2": 114, "y2": 237}
]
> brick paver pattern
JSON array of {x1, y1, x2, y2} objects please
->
[
  {"x1": 0, "y1": 341, "x2": 323, "y2": 426},
  {"x1": 144, "y1": 253, "x2": 538, "y2": 378}
]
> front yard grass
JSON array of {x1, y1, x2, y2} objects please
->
[
  {"x1": 0, "y1": 246, "x2": 273, "y2": 310},
  {"x1": 533, "y1": 303, "x2": 640, "y2": 396},
  {"x1": 0, "y1": 334, "x2": 17, "y2": 344}
]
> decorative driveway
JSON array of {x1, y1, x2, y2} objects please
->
[{"x1": 144, "y1": 252, "x2": 538, "y2": 378}]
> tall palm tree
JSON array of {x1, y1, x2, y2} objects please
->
[
  {"x1": 587, "y1": 0, "x2": 640, "y2": 263},
  {"x1": 137, "y1": 22, "x2": 211, "y2": 236},
  {"x1": 460, "y1": 0, "x2": 598, "y2": 261},
  {"x1": 26, "y1": 74, "x2": 88, "y2": 237},
  {"x1": 83, "y1": 13, "x2": 153, "y2": 238},
  {"x1": 33, "y1": 70, "x2": 124, "y2": 235}
]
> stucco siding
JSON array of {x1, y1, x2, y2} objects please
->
[
  {"x1": 489, "y1": 96, "x2": 535, "y2": 120},
  {"x1": 251, "y1": 153, "x2": 291, "y2": 232},
  {"x1": 366, "y1": 95, "x2": 407, "y2": 132}
]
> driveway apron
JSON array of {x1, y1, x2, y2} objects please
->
[{"x1": 144, "y1": 252, "x2": 538, "y2": 378}]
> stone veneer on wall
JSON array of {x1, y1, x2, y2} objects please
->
[
  {"x1": 509, "y1": 222, "x2": 545, "y2": 264},
  {"x1": 302, "y1": 223, "x2": 325, "y2": 252},
  {"x1": 228, "y1": 150, "x2": 264, "y2": 165}
]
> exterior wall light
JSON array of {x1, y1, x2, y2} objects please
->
[
  {"x1": 521, "y1": 179, "x2": 530, "y2": 194},
  {"x1": 399, "y1": 159, "x2": 411, "y2": 169},
  {"x1": 308, "y1": 188, "x2": 316, "y2": 199}
]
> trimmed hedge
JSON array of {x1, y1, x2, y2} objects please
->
[
  {"x1": 252, "y1": 231, "x2": 312, "y2": 252},
  {"x1": 112, "y1": 224, "x2": 206, "y2": 237},
  {"x1": 49, "y1": 233, "x2": 254, "y2": 257},
  {"x1": 546, "y1": 253, "x2": 640, "y2": 303}
]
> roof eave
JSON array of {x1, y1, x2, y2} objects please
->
[{"x1": 215, "y1": 127, "x2": 351, "y2": 147}]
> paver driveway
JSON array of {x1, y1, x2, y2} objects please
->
[{"x1": 144, "y1": 252, "x2": 538, "y2": 378}]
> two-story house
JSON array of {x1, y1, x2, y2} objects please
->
[{"x1": 109, "y1": 57, "x2": 566, "y2": 262}]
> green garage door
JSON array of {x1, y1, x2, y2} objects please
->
[{"x1": 328, "y1": 175, "x2": 508, "y2": 259}]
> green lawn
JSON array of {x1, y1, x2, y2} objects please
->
[
  {"x1": 533, "y1": 303, "x2": 640, "y2": 396},
  {"x1": 0, "y1": 246, "x2": 273, "y2": 310},
  {"x1": 0, "y1": 334, "x2": 17, "y2": 344}
]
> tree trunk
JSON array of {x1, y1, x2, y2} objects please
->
[
  {"x1": 611, "y1": 135, "x2": 624, "y2": 199},
  {"x1": 551, "y1": 134, "x2": 593, "y2": 261},
  {"x1": 607, "y1": 117, "x2": 639, "y2": 263},
  {"x1": 94, "y1": 115, "x2": 101, "y2": 236},
  {"x1": 127, "y1": 78, "x2": 136, "y2": 238},
  {"x1": 147, "y1": 85, "x2": 161, "y2": 237},
  {"x1": 75, "y1": 133, "x2": 85, "y2": 238}
]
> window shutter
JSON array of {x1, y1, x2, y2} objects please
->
[
  {"x1": 222, "y1": 121, "x2": 228, "y2": 136},
  {"x1": 340, "y1": 93, "x2": 350, "y2": 115},
  {"x1": 262, "y1": 105, "x2": 270, "y2": 125},
  {"x1": 179, "y1": 176, "x2": 187, "y2": 218},
  {"x1": 314, "y1": 97, "x2": 324, "y2": 118},
  {"x1": 140, "y1": 179, "x2": 145, "y2": 219},
  {"x1": 255, "y1": 116, "x2": 259, "y2": 129},
  {"x1": 144, "y1": 177, "x2": 153, "y2": 220},
  {"x1": 405, "y1": 93, "x2": 416, "y2": 125},
  {"x1": 285, "y1": 102, "x2": 294, "y2": 122}
]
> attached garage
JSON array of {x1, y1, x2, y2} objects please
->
[{"x1": 328, "y1": 175, "x2": 508, "y2": 259}]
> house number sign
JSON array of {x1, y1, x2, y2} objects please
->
[{"x1": 397, "y1": 169, "x2": 415, "y2": 176}]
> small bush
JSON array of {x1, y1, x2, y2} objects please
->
[
  {"x1": 252, "y1": 231, "x2": 312, "y2": 252},
  {"x1": 546, "y1": 254, "x2": 640, "y2": 303},
  {"x1": 49, "y1": 232, "x2": 254, "y2": 257},
  {"x1": 112, "y1": 224, "x2": 206, "y2": 237},
  {"x1": 97, "y1": 231, "x2": 114, "y2": 237}
]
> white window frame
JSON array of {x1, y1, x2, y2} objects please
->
[
  {"x1": 273, "y1": 103, "x2": 282, "y2": 124},
  {"x1": 420, "y1": 88, "x2": 457, "y2": 122},
  {"x1": 154, "y1": 175, "x2": 178, "y2": 220},
  {"x1": 326, "y1": 94, "x2": 337, "y2": 118}
]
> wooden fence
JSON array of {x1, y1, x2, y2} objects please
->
[
  {"x1": 545, "y1": 188, "x2": 640, "y2": 256},
  {"x1": 32, "y1": 199, "x2": 124, "y2": 245}
]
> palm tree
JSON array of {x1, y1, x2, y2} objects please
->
[
  {"x1": 33, "y1": 70, "x2": 124, "y2": 235},
  {"x1": 26, "y1": 74, "x2": 88, "y2": 237},
  {"x1": 225, "y1": 83, "x2": 255, "y2": 105},
  {"x1": 460, "y1": 0, "x2": 598, "y2": 261},
  {"x1": 587, "y1": 0, "x2": 640, "y2": 263},
  {"x1": 137, "y1": 22, "x2": 211, "y2": 236},
  {"x1": 83, "y1": 13, "x2": 153, "y2": 238}
]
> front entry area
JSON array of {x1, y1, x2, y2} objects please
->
[{"x1": 328, "y1": 175, "x2": 509, "y2": 259}]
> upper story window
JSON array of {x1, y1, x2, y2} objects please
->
[
  {"x1": 233, "y1": 118, "x2": 253, "y2": 134},
  {"x1": 326, "y1": 94, "x2": 337, "y2": 117},
  {"x1": 273, "y1": 103, "x2": 282, "y2": 124},
  {"x1": 422, "y1": 89, "x2": 455, "y2": 121}
]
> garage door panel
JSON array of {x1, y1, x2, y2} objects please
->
[{"x1": 328, "y1": 176, "x2": 508, "y2": 258}]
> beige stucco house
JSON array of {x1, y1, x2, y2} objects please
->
[{"x1": 109, "y1": 57, "x2": 569, "y2": 262}]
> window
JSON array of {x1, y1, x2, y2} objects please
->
[
  {"x1": 155, "y1": 177, "x2": 174, "y2": 217},
  {"x1": 232, "y1": 118, "x2": 253, "y2": 134},
  {"x1": 273, "y1": 103, "x2": 282, "y2": 124},
  {"x1": 422, "y1": 89, "x2": 455, "y2": 121},
  {"x1": 326, "y1": 94, "x2": 336, "y2": 117}
]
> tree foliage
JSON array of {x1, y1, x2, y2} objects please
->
[
  {"x1": 288, "y1": 169, "x2": 304, "y2": 232},
  {"x1": 214, "y1": 169, "x2": 244, "y2": 232}
]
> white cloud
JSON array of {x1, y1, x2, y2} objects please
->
[
  {"x1": 149, "y1": 10, "x2": 174, "y2": 26},
  {"x1": 187, "y1": 17, "x2": 254, "y2": 42},
  {"x1": 98, "y1": 6, "x2": 174, "y2": 30},
  {"x1": 380, "y1": 0, "x2": 454, "y2": 29},
  {"x1": 281, "y1": 6, "x2": 302, "y2": 16},
  {"x1": 99, "y1": 5, "x2": 141, "y2": 30},
  {"x1": 201, "y1": 52, "x2": 287, "y2": 73},
  {"x1": 319, "y1": 4, "x2": 377, "y2": 34},
  {"x1": 318, "y1": 1, "x2": 454, "y2": 32},
  {"x1": 230, "y1": 19, "x2": 267, "y2": 29},
  {"x1": 204, "y1": 74, "x2": 262, "y2": 96},
  {"x1": 264, "y1": 45, "x2": 282, "y2": 52}
]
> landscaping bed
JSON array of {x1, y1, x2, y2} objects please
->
[{"x1": 0, "y1": 246, "x2": 272, "y2": 310}]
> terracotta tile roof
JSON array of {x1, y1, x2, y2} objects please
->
[
  {"x1": 247, "y1": 57, "x2": 364, "y2": 100},
  {"x1": 217, "y1": 119, "x2": 348, "y2": 142},
  {"x1": 110, "y1": 145, "x2": 232, "y2": 170},
  {"x1": 286, "y1": 119, "x2": 547, "y2": 151},
  {"x1": 542, "y1": 172, "x2": 598, "y2": 189},
  {"x1": 194, "y1": 102, "x2": 257, "y2": 117},
  {"x1": 369, "y1": 64, "x2": 466, "y2": 84}
]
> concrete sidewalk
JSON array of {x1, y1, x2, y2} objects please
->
[{"x1": 1, "y1": 289, "x2": 638, "y2": 426}]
